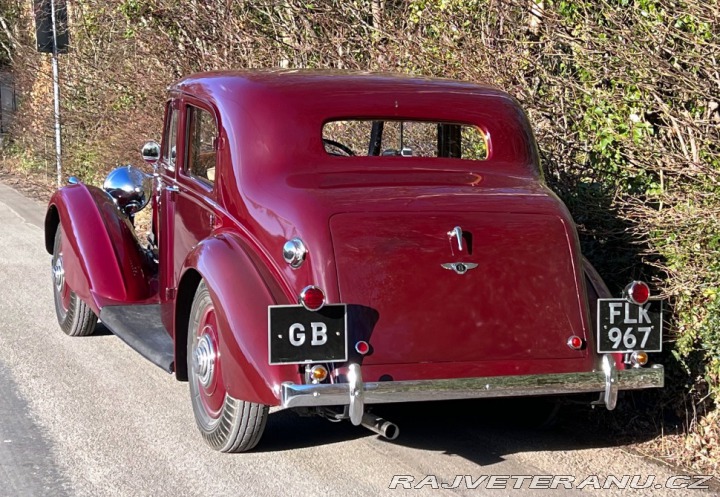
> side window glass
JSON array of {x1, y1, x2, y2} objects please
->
[
  {"x1": 186, "y1": 106, "x2": 217, "y2": 185},
  {"x1": 162, "y1": 105, "x2": 178, "y2": 170}
]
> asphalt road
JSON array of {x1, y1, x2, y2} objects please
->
[{"x1": 0, "y1": 181, "x2": 716, "y2": 497}]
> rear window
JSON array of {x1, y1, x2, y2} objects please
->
[{"x1": 322, "y1": 120, "x2": 488, "y2": 160}]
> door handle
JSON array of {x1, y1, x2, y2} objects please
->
[{"x1": 165, "y1": 184, "x2": 180, "y2": 200}]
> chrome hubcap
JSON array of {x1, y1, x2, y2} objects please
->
[
  {"x1": 193, "y1": 333, "x2": 216, "y2": 388},
  {"x1": 53, "y1": 255, "x2": 65, "y2": 293}
]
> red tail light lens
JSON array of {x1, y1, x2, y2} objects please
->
[
  {"x1": 355, "y1": 341, "x2": 370, "y2": 355},
  {"x1": 299, "y1": 286, "x2": 325, "y2": 311},
  {"x1": 625, "y1": 281, "x2": 650, "y2": 305},
  {"x1": 567, "y1": 335, "x2": 584, "y2": 350}
]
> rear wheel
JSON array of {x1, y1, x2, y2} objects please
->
[
  {"x1": 51, "y1": 227, "x2": 97, "y2": 336},
  {"x1": 187, "y1": 280, "x2": 268, "y2": 452}
]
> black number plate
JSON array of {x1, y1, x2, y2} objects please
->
[
  {"x1": 268, "y1": 304, "x2": 347, "y2": 365},
  {"x1": 597, "y1": 299, "x2": 663, "y2": 353}
]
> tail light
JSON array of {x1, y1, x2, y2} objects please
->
[
  {"x1": 309, "y1": 365, "x2": 328, "y2": 383},
  {"x1": 355, "y1": 340, "x2": 370, "y2": 355},
  {"x1": 630, "y1": 351, "x2": 649, "y2": 367},
  {"x1": 567, "y1": 335, "x2": 584, "y2": 350},
  {"x1": 624, "y1": 281, "x2": 650, "y2": 305},
  {"x1": 299, "y1": 285, "x2": 325, "y2": 311}
]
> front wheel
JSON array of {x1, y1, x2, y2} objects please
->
[
  {"x1": 187, "y1": 280, "x2": 268, "y2": 452},
  {"x1": 51, "y1": 227, "x2": 97, "y2": 336}
]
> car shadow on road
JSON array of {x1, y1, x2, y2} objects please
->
[
  {"x1": 257, "y1": 409, "x2": 367, "y2": 451},
  {"x1": 257, "y1": 395, "x2": 663, "y2": 466},
  {"x1": 89, "y1": 322, "x2": 114, "y2": 336}
]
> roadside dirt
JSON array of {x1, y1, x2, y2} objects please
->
[{"x1": 0, "y1": 167, "x2": 56, "y2": 203}]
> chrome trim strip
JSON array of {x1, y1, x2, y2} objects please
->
[{"x1": 281, "y1": 365, "x2": 664, "y2": 409}]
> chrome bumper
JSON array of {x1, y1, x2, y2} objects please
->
[{"x1": 281, "y1": 358, "x2": 664, "y2": 424}]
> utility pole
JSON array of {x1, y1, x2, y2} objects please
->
[
  {"x1": 34, "y1": 0, "x2": 67, "y2": 187},
  {"x1": 50, "y1": 0, "x2": 61, "y2": 187}
]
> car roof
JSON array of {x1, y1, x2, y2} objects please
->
[
  {"x1": 172, "y1": 69, "x2": 507, "y2": 101},
  {"x1": 170, "y1": 70, "x2": 538, "y2": 177}
]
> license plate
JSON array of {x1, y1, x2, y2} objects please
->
[
  {"x1": 596, "y1": 299, "x2": 663, "y2": 353},
  {"x1": 268, "y1": 304, "x2": 347, "y2": 365}
]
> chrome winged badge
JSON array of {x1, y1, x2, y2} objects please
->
[{"x1": 441, "y1": 262, "x2": 478, "y2": 275}]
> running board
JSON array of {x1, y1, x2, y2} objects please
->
[{"x1": 99, "y1": 305, "x2": 174, "y2": 373}]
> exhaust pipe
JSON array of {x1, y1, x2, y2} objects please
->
[{"x1": 361, "y1": 413, "x2": 400, "y2": 440}]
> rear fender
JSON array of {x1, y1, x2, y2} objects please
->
[
  {"x1": 582, "y1": 257, "x2": 624, "y2": 369},
  {"x1": 181, "y1": 233, "x2": 299, "y2": 406},
  {"x1": 45, "y1": 184, "x2": 155, "y2": 312},
  {"x1": 582, "y1": 257, "x2": 612, "y2": 300}
]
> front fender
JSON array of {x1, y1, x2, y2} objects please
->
[
  {"x1": 183, "y1": 232, "x2": 300, "y2": 406},
  {"x1": 45, "y1": 183, "x2": 154, "y2": 312}
]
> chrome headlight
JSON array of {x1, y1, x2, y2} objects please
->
[{"x1": 103, "y1": 165, "x2": 153, "y2": 216}]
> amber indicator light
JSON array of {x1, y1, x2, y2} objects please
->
[{"x1": 310, "y1": 365, "x2": 328, "y2": 382}]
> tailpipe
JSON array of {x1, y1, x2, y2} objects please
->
[{"x1": 361, "y1": 413, "x2": 400, "y2": 440}]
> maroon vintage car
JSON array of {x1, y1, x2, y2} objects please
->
[{"x1": 44, "y1": 71, "x2": 664, "y2": 452}]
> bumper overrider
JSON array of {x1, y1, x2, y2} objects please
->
[{"x1": 281, "y1": 355, "x2": 664, "y2": 426}]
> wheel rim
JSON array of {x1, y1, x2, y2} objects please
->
[
  {"x1": 193, "y1": 332, "x2": 216, "y2": 389},
  {"x1": 52, "y1": 232, "x2": 71, "y2": 317},
  {"x1": 52, "y1": 254, "x2": 65, "y2": 294},
  {"x1": 189, "y1": 303, "x2": 226, "y2": 429}
]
